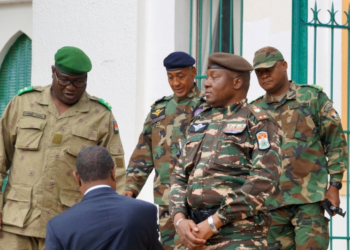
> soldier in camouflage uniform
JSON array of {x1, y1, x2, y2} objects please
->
[
  {"x1": 170, "y1": 53, "x2": 282, "y2": 250},
  {"x1": 125, "y1": 51, "x2": 206, "y2": 250},
  {"x1": 251, "y1": 46, "x2": 348, "y2": 250},
  {"x1": 0, "y1": 47, "x2": 126, "y2": 250}
]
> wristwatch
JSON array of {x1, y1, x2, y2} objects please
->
[
  {"x1": 207, "y1": 216, "x2": 219, "y2": 234},
  {"x1": 330, "y1": 182, "x2": 342, "y2": 190}
]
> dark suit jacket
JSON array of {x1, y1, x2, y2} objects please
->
[{"x1": 46, "y1": 187, "x2": 163, "y2": 250}]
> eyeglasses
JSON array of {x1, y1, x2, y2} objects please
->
[{"x1": 55, "y1": 71, "x2": 87, "y2": 88}]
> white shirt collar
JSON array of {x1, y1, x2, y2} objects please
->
[{"x1": 84, "y1": 185, "x2": 111, "y2": 195}]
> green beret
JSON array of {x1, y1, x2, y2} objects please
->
[
  {"x1": 208, "y1": 52, "x2": 253, "y2": 72},
  {"x1": 54, "y1": 46, "x2": 92, "y2": 75}
]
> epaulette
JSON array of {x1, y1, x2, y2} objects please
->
[
  {"x1": 300, "y1": 84, "x2": 323, "y2": 91},
  {"x1": 249, "y1": 95, "x2": 264, "y2": 104},
  {"x1": 90, "y1": 96, "x2": 112, "y2": 110},
  {"x1": 17, "y1": 86, "x2": 43, "y2": 96},
  {"x1": 248, "y1": 105, "x2": 270, "y2": 121},
  {"x1": 151, "y1": 95, "x2": 173, "y2": 107}
]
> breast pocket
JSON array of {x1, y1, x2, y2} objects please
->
[
  {"x1": 67, "y1": 126, "x2": 98, "y2": 157},
  {"x1": 182, "y1": 133, "x2": 205, "y2": 175},
  {"x1": 284, "y1": 108, "x2": 317, "y2": 142},
  {"x1": 15, "y1": 120, "x2": 47, "y2": 150}
]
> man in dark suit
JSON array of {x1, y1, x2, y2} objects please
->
[{"x1": 46, "y1": 146, "x2": 163, "y2": 250}]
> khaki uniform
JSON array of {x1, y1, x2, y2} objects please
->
[{"x1": 0, "y1": 85, "x2": 125, "y2": 241}]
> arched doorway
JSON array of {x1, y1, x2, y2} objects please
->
[{"x1": 0, "y1": 33, "x2": 32, "y2": 192}]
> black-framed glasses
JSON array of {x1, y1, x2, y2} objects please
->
[{"x1": 55, "y1": 71, "x2": 87, "y2": 88}]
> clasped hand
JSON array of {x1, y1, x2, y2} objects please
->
[{"x1": 177, "y1": 219, "x2": 213, "y2": 250}]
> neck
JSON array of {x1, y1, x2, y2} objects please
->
[
  {"x1": 80, "y1": 180, "x2": 114, "y2": 195},
  {"x1": 50, "y1": 89, "x2": 71, "y2": 115},
  {"x1": 270, "y1": 80, "x2": 290, "y2": 96}
]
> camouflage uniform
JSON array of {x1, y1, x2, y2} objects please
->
[
  {"x1": 0, "y1": 85, "x2": 125, "y2": 249},
  {"x1": 252, "y1": 81, "x2": 348, "y2": 250},
  {"x1": 170, "y1": 99, "x2": 282, "y2": 249},
  {"x1": 126, "y1": 84, "x2": 205, "y2": 250}
]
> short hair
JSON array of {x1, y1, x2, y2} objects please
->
[{"x1": 76, "y1": 146, "x2": 114, "y2": 182}]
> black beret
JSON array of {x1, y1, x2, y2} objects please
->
[
  {"x1": 208, "y1": 52, "x2": 253, "y2": 72},
  {"x1": 163, "y1": 51, "x2": 195, "y2": 71}
]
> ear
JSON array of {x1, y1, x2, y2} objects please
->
[
  {"x1": 233, "y1": 77, "x2": 243, "y2": 90},
  {"x1": 282, "y1": 61, "x2": 288, "y2": 72},
  {"x1": 73, "y1": 171, "x2": 82, "y2": 187},
  {"x1": 191, "y1": 66, "x2": 197, "y2": 78},
  {"x1": 111, "y1": 165, "x2": 117, "y2": 182},
  {"x1": 51, "y1": 65, "x2": 55, "y2": 78}
]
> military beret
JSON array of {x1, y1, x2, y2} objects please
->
[
  {"x1": 253, "y1": 46, "x2": 284, "y2": 70},
  {"x1": 163, "y1": 51, "x2": 195, "y2": 71},
  {"x1": 207, "y1": 52, "x2": 253, "y2": 72},
  {"x1": 55, "y1": 46, "x2": 92, "y2": 75}
]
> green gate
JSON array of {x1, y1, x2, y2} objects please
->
[
  {"x1": 292, "y1": 1, "x2": 349, "y2": 249},
  {"x1": 0, "y1": 33, "x2": 32, "y2": 192}
]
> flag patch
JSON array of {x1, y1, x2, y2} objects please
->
[
  {"x1": 223, "y1": 123, "x2": 246, "y2": 134},
  {"x1": 256, "y1": 131, "x2": 270, "y2": 150}
]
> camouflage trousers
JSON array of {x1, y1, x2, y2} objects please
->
[
  {"x1": 159, "y1": 205, "x2": 183, "y2": 250},
  {"x1": 268, "y1": 203, "x2": 329, "y2": 250},
  {"x1": 0, "y1": 231, "x2": 45, "y2": 250}
]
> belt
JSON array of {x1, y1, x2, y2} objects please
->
[{"x1": 188, "y1": 206, "x2": 220, "y2": 224}]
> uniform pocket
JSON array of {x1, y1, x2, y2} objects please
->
[
  {"x1": 2, "y1": 185, "x2": 32, "y2": 227},
  {"x1": 182, "y1": 133, "x2": 205, "y2": 175},
  {"x1": 67, "y1": 126, "x2": 98, "y2": 157},
  {"x1": 15, "y1": 120, "x2": 47, "y2": 150},
  {"x1": 59, "y1": 189, "x2": 82, "y2": 208}
]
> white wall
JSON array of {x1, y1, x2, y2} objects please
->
[
  {"x1": 242, "y1": 0, "x2": 292, "y2": 102},
  {"x1": 0, "y1": 2, "x2": 32, "y2": 68}
]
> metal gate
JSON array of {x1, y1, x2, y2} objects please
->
[{"x1": 292, "y1": 1, "x2": 349, "y2": 249}]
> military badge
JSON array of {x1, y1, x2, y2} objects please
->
[
  {"x1": 330, "y1": 109, "x2": 339, "y2": 120},
  {"x1": 151, "y1": 108, "x2": 165, "y2": 125},
  {"x1": 194, "y1": 108, "x2": 204, "y2": 116},
  {"x1": 256, "y1": 131, "x2": 270, "y2": 150},
  {"x1": 189, "y1": 123, "x2": 208, "y2": 133},
  {"x1": 254, "y1": 108, "x2": 261, "y2": 113},
  {"x1": 113, "y1": 120, "x2": 119, "y2": 134},
  {"x1": 324, "y1": 102, "x2": 333, "y2": 112},
  {"x1": 222, "y1": 123, "x2": 246, "y2": 134}
]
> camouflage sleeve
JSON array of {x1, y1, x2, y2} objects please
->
[
  {"x1": 317, "y1": 92, "x2": 348, "y2": 182},
  {"x1": 169, "y1": 137, "x2": 190, "y2": 221},
  {"x1": 216, "y1": 119, "x2": 282, "y2": 225},
  {"x1": 125, "y1": 112, "x2": 154, "y2": 197},
  {"x1": 103, "y1": 112, "x2": 126, "y2": 194},
  {"x1": 0, "y1": 96, "x2": 20, "y2": 213}
]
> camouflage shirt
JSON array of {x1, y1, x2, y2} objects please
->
[
  {"x1": 169, "y1": 99, "x2": 282, "y2": 225},
  {"x1": 251, "y1": 81, "x2": 348, "y2": 210},
  {"x1": 126, "y1": 84, "x2": 205, "y2": 205}
]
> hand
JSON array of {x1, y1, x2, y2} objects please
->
[
  {"x1": 325, "y1": 185, "x2": 340, "y2": 216},
  {"x1": 177, "y1": 219, "x2": 206, "y2": 250},
  {"x1": 124, "y1": 191, "x2": 134, "y2": 197},
  {"x1": 192, "y1": 220, "x2": 213, "y2": 240}
]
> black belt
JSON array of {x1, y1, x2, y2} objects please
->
[{"x1": 188, "y1": 206, "x2": 220, "y2": 224}]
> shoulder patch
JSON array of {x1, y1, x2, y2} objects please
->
[
  {"x1": 249, "y1": 95, "x2": 264, "y2": 104},
  {"x1": 248, "y1": 105, "x2": 270, "y2": 121},
  {"x1": 98, "y1": 98, "x2": 112, "y2": 110},
  {"x1": 18, "y1": 86, "x2": 43, "y2": 96},
  {"x1": 300, "y1": 84, "x2": 323, "y2": 91},
  {"x1": 151, "y1": 95, "x2": 173, "y2": 107}
]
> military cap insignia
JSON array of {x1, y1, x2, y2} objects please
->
[
  {"x1": 113, "y1": 120, "x2": 119, "y2": 134},
  {"x1": 151, "y1": 108, "x2": 165, "y2": 125},
  {"x1": 18, "y1": 86, "x2": 34, "y2": 96},
  {"x1": 189, "y1": 123, "x2": 208, "y2": 133},
  {"x1": 223, "y1": 123, "x2": 246, "y2": 134},
  {"x1": 256, "y1": 131, "x2": 270, "y2": 150},
  {"x1": 98, "y1": 98, "x2": 112, "y2": 110}
]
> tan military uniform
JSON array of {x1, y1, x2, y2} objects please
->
[{"x1": 0, "y1": 85, "x2": 125, "y2": 240}]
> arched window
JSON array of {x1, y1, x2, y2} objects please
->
[
  {"x1": 0, "y1": 33, "x2": 32, "y2": 115},
  {"x1": 0, "y1": 33, "x2": 31, "y2": 193}
]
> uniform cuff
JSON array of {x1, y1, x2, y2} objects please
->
[
  {"x1": 125, "y1": 184, "x2": 140, "y2": 197},
  {"x1": 330, "y1": 174, "x2": 344, "y2": 183},
  {"x1": 170, "y1": 207, "x2": 188, "y2": 222}
]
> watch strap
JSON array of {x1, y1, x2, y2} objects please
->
[
  {"x1": 330, "y1": 182, "x2": 342, "y2": 190},
  {"x1": 208, "y1": 215, "x2": 219, "y2": 234}
]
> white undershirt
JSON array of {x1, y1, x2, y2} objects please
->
[{"x1": 84, "y1": 185, "x2": 111, "y2": 195}]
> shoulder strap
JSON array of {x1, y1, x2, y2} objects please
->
[{"x1": 248, "y1": 105, "x2": 270, "y2": 121}]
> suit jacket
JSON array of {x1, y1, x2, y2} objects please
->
[{"x1": 46, "y1": 187, "x2": 163, "y2": 250}]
